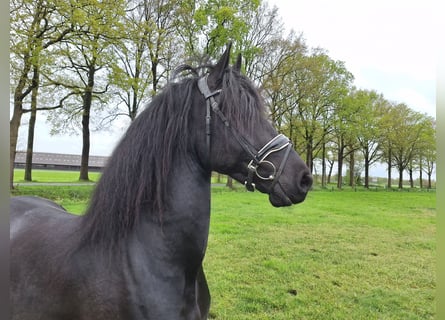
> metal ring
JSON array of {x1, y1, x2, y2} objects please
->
[{"x1": 255, "y1": 160, "x2": 276, "y2": 180}]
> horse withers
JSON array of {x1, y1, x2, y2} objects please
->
[{"x1": 10, "y1": 44, "x2": 312, "y2": 320}]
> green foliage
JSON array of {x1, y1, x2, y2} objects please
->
[
  {"x1": 191, "y1": 0, "x2": 260, "y2": 57},
  {"x1": 262, "y1": 43, "x2": 354, "y2": 173},
  {"x1": 378, "y1": 103, "x2": 435, "y2": 188}
]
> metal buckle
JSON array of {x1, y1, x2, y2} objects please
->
[
  {"x1": 244, "y1": 180, "x2": 256, "y2": 192},
  {"x1": 247, "y1": 161, "x2": 257, "y2": 172}
]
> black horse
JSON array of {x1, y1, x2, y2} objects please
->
[{"x1": 10, "y1": 45, "x2": 312, "y2": 320}]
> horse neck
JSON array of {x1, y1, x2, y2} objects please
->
[
  {"x1": 164, "y1": 159, "x2": 211, "y2": 222},
  {"x1": 132, "y1": 158, "x2": 211, "y2": 266}
]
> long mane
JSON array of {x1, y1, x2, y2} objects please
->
[{"x1": 79, "y1": 64, "x2": 268, "y2": 249}]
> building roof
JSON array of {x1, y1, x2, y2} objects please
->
[{"x1": 14, "y1": 151, "x2": 109, "y2": 168}]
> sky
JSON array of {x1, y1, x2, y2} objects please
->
[
  {"x1": 268, "y1": 0, "x2": 437, "y2": 117},
  {"x1": 266, "y1": 0, "x2": 438, "y2": 178},
  {"x1": 17, "y1": 0, "x2": 438, "y2": 178}
]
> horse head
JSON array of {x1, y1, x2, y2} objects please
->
[{"x1": 198, "y1": 44, "x2": 312, "y2": 206}]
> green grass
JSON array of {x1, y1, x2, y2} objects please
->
[
  {"x1": 13, "y1": 169, "x2": 101, "y2": 183},
  {"x1": 11, "y1": 185, "x2": 93, "y2": 214},
  {"x1": 206, "y1": 190, "x2": 435, "y2": 319},
  {"x1": 11, "y1": 184, "x2": 436, "y2": 319}
]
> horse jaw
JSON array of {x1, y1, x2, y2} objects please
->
[
  {"x1": 268, "y1": 181, "x2": 308, "y2": 207},
  {"x1": 268, "y1": 190, "x2": 307, "y2": 207}
]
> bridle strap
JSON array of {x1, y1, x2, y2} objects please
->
[
  {"x1": 197, "y1": 76, "x2": 219, "y2": 165},
  {"x1": 197, "y1": 75, "x2": 291, "y2": 192},
  {"x1": 198, "y1": 76, "x2": 259, "y2": 162},
  {"x1": 269, "y1": 140, "x2": 292, "y2": 192}
]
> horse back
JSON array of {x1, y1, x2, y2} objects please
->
[
  {"x1": 10, "y1": 196, "x2": 82, "y2": 319},
  {"x1": 11, "y1": 195, "x2": 67, "y2": 216},
  {"x1": 10, "y1": 196, "x2": 134, "y2": 319}
]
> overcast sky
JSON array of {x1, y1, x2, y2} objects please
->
[
  {"x1": 268, "y1": 0, "x2": 437, "y2": 178},
  {"x1": 269, "y1": 0, "x2": 436, "y2": 116},
  {"x1": 19, "y1": 0, "x2": 437, "y2": 178}
]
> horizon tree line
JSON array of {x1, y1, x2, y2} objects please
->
[{"x1": 10, "y1": 0, "x2": 436, "y2": 190}]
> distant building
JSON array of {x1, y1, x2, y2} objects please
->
[{"x1": 14, "y1": 151, "x2": 109, "y2": 172}]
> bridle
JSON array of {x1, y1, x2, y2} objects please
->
[{"x1": 197, "y1": 75, "x2": 293, "y2": 192}]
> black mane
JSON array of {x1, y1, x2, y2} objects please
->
[{"x1": 79, "y1": 64, "x2": 267, "y2": 248}]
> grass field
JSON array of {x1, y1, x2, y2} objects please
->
[
  {"x1": 207, "y1": 189, "x2": 435, "y2": 319},
  {"x1": 13, "y1": 169, "x2": 101, "y2": 183},
  {"x1": 11, "y1": 171, "x2": 436, "y2": 319}
]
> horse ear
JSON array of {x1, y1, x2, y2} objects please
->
[
  {"x1": 234, "y1": 53, "x2": 242, "y2": 72},
  {"x1": 208, "y1": 42, "x2": 232, "y2": 89}
]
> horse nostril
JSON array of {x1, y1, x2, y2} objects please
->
[{"x1": 299, "y1": 171, "x2": 313, "y2": 192}]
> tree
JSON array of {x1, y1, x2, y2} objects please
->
[
  {"x1": 291, "y1": 50, "x2": 353, "y2": 173},
  {"x1": 10, "y1": 0, "x2": 72, "y2": 188},
  {"x1": 191, "y1": 0, "x2": 260, "y2": 57},
  {"x1": 107, "y1": 0, "x2": 154, "y2": 122},
  {"x1": 413, "y1": 115, "x2": 436, "y2": 189},
  {"x1": 331, "y1": 88, "x2": 362, "y2": 189},
  {"x1": 378, "y1": 101, "x2": 397, "y2": 188},
  {"x1": 262, "y1": 38, "x2": 353, "y2": 185},
  {"x1": 386, "y1": 104, "x2": 425, "y2": 188},
  {"x1": 237, "y1": 1, "x2": 284, "y2": 83},
  {"x1": 324, "y1": 141, "x2": 337, "y2": 185},
  {"x1": 23, "y1": 59, "x2": 40, "y2": 181},
  {"x1": 142, "y1": 0, "x2": 184, "y2": 93},
  {"x1": 261, "y1": 32, "x2": 307, "y2": 131},
  {"x1": 44, "y1": 0, "x2": 126, "y2": 181},
  {"x1": 353, "y1": 89, "x2": 386, "y2": 188}
]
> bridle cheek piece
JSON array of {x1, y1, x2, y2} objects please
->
[{"x1": 197, "y1": 76, "x2": 293, "y2": 193}]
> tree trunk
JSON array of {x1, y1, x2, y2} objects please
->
[
  {"x1": 79, "y1": 105, "x2": 91, "y2": 181},
  {"x1": 419, "y1": 162, "x2": 423, "y2": 189},
  {"x1": 151, "y1": 59, "x2": 158, "y2": 95},
  {"x1": 226, "y1": 176, "x2": 233, "y2": 189},
  {"x1": 10, "y1": 74, "x2": 31, "y2": 189},
  {"x1": 130, "y1": 83, "x2": 138, "y2": 121},
  {"x1": 10, "y1": 105, "x2": 23, "y2": 189},
  {"x1": 337, "y1": 148, "x2": 343, "y2": 189},
  {"x1": 387, "y1": 148, "x2": 392, "y2": 189},
  {"x1": 364, "y1": 150, "x2": 370, "y2": 188},
  {"x1": 79, "y1": 65, "x2": 95, "y2": 181},
  {"x1": 305, "y1": 140, "x2": 313, "y2": 172},
  {"x1": 321, "y1": 142, "x2": 326, "y2": 188},
  {"x1": 336, "y1": 136, "x2": 345, "y2": 189},
  {"x1": 10, "y1": 50, "x2": 36, "y2": 189},
  {"x1": 349, "y1": 152, "x2": 354, "y2": 187},
  {"x1": 327, "y1": 160, "x2": 334, "y2": 184},
  {"x1": 408, "y1": 168, "x2": 414, "y2": 188},
  {"x1": 398, "y1": 166, "x2": 403, "y2": 189},
  {"x1": 24, "y1": 65, "x2": 40, "y2": 181},
  {"x1": 24, "y1": 107, "x2": 36, "y2": 181}
]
